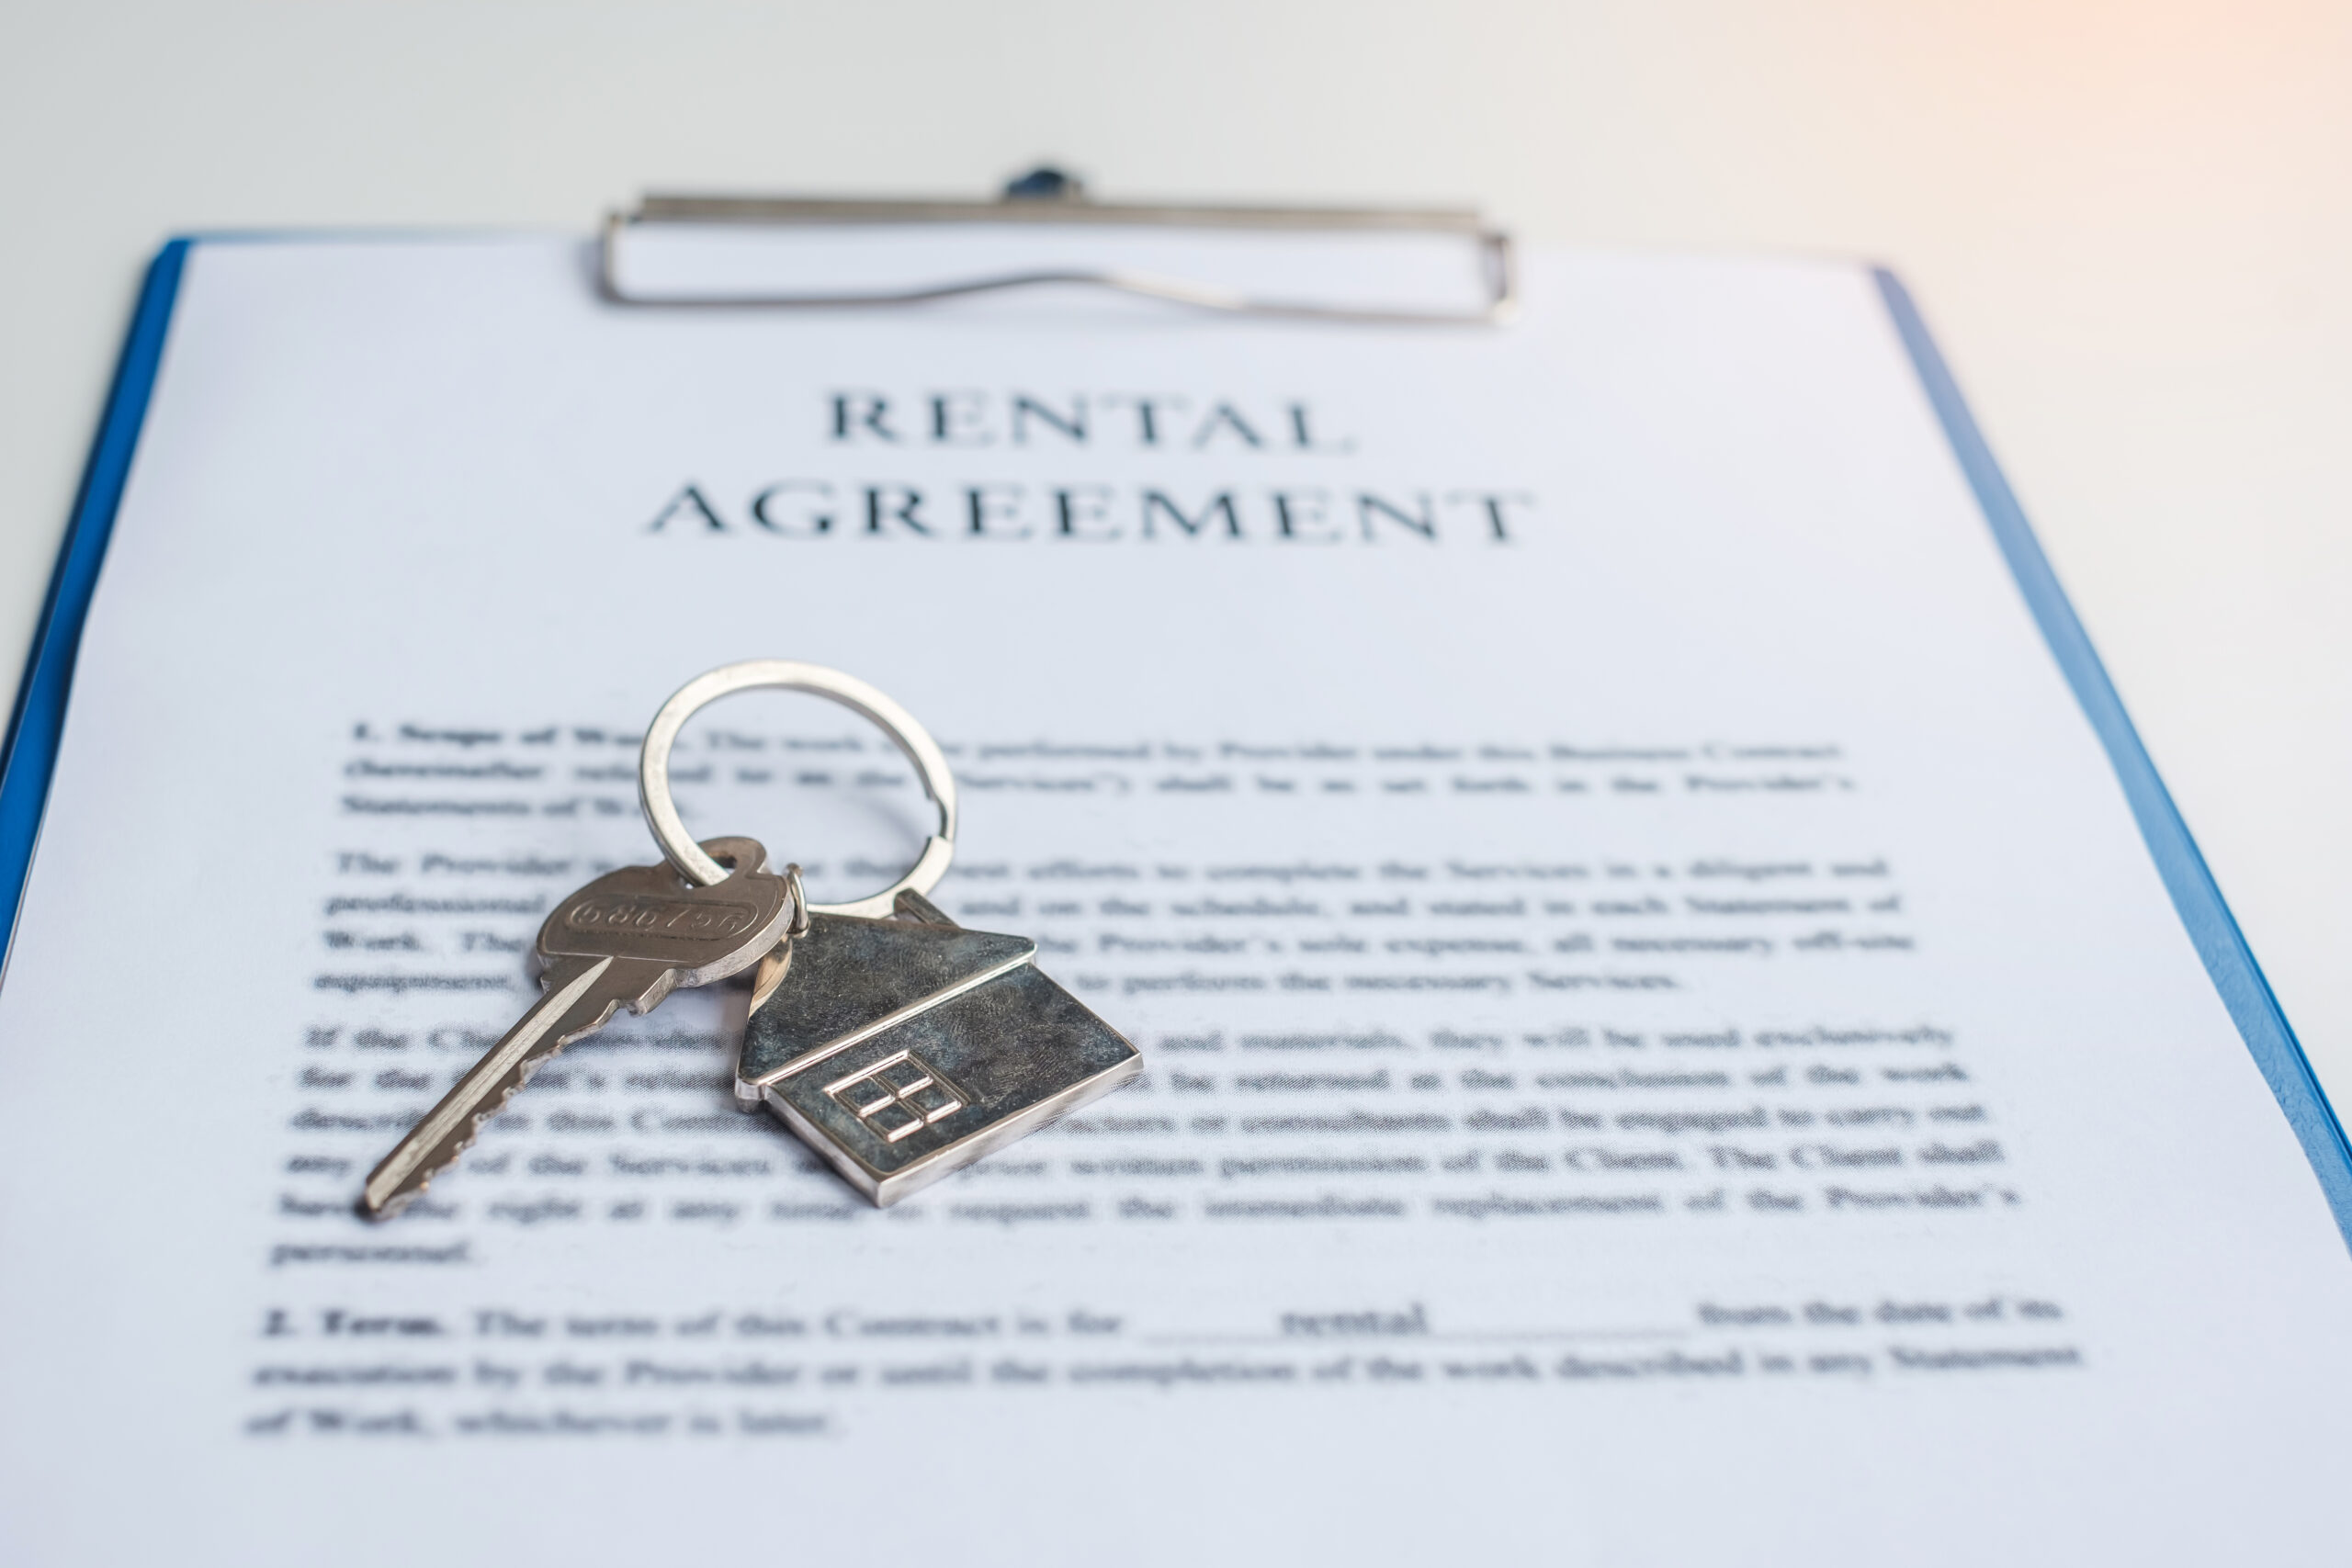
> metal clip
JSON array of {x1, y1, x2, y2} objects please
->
[{"x1": 599, "y1": 164, "x2": 1514, "y2": 325}]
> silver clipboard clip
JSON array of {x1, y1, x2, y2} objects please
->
[{"x1": 599, "y1": 166, "x2": 1515, "y2": 326}]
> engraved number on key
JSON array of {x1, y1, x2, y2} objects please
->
[{"x1": 359, "y1": 837, "x2": 792, "y2": 1220}]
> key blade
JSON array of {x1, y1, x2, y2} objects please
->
[
  {"x1": 359, "y1": 954, "x2": 642, "y2": 1220},
  {"x1": 356, "y1": 843, "x2": 794, "y2": 1220}
]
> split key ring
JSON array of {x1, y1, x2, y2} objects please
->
[{"x1": 637, "y1": 660, "x2": 958, "y2": 920}]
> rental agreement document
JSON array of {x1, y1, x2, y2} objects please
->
[{"x1": 1, "y1": 232, "x2": 2348, "y2": 1566}]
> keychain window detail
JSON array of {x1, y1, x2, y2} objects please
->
[{"x1": 831, "y1": 1052, "x2": 967, "y2": 1142}]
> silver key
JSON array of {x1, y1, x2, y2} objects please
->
[{"x1": 360, "y1": 836, "x2": 796, "y2": 1219}]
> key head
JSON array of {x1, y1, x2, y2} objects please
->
[{"x1": 537, "y1": 836, "x2": 792, "y2": 987}]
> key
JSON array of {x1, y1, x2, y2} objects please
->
[{"x1": 360, "y1": 837, "x2": 795, "y2": 1219}]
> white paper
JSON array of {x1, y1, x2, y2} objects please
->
[{"x1": 1, "y1": 234, "x2": 2346, "y2": 1565}]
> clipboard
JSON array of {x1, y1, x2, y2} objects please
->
[{"x1": 0, "y1": 175, "x2": 2345, "y2": 1252}]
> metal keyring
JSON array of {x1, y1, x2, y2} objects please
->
[{"x1": 639, "y1": 661, "x2": 957, "y2": 919}]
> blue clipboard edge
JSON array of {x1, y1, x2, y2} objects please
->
[
  {"x1": 1876, "y1": 267, "x2": 2352, "y2": 1245},
  {"x1": 0, "y1": 238, "x2": 190, "y2": 970},
  {"x1": 0, "y1": 241, "x2": 2344, "y2": 1243}
]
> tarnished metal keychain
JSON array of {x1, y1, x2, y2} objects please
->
[{"x1": 639, "y1": 661, "x2": 1141, "y2": 1205}]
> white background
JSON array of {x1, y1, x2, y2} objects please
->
[{"x1": 2, "y1": 0, "x2": 2346, "y2": 1112}]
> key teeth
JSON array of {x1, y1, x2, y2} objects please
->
[{"x1": 364, "y1": 1071, "x2": 533, "y2": 1220}]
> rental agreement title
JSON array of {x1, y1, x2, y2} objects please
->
[{"x1": 648, "y1": 389, "x2": 1531, "y2": 546}]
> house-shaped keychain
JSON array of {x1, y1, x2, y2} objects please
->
[{"x1": 734, "y1": 890, "x2": 1141, "y2": 1204}]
